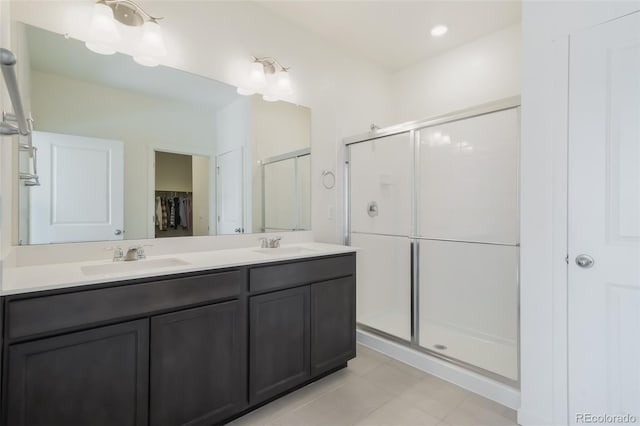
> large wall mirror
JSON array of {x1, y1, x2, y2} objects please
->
[{"x1": 11, "y1": 23, "x2": 311, "y2": 245}]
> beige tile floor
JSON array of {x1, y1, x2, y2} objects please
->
[{"x1": 229, "y1": 344, "x2": 518, "y2": 426}]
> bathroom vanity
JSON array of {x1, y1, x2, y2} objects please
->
[{"x1": 0, "y1": 245, "x2": 356, "y2": 426}]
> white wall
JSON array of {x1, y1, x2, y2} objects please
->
[
  {"x1": 31, "y1": 70, "x2": 217, "y2": 239},
  {"x1": 390, "y1": 24, "x2": 521, "y2": 123},
  {"x1": 519, "y1": 2, "x2": 640, "y2": 425},
  {"x1": 192, "y1": 155, "x2": 209, "y2": 237},
  {"x1": 155, "y1": 151, "x2": 193, "y2": 193},
  {"x1": 7, "y1": 0, "x2": 392, "y2": 250}
]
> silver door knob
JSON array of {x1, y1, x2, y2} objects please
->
[
  {"x1": 114, "y1": 229, "x2": 122, "y2": 236},
  {"x1": 575, "y1": 254, "x2": 594, "y2": 268}
]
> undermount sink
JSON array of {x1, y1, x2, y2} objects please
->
[
  {"x1": 81, "y1": 258, "x2": 190, "y2": 276},
  {"x1": 252, "y1": 247, "x2": 318, "y2": 256}
]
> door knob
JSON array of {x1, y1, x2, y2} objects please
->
[
  {"x1": 575, "y1": 254, "x2": 594, "y2": 268},
  {"x1": 114, "y1": 229, "x2": 123, "y2": 236}
]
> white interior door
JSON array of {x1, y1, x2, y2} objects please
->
[
  {"x1": 216, "y1": 148, "x2": 244, "y2": 234},
  {"x1": 29, "y1": 131, "x2": 124, "y2": 244},
  {"x1": 568, "y1": 12, "x2": 640, "y2": 423}
]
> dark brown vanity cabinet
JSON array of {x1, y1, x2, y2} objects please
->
[
  {"x1": 310, "y1": 276, "x2": 356, "y2": 376},
  {"x1": 2, "y1": 270, "x2": 243, "y2": 426},
  {"x1": 150, "y1": 300, "x2": 246, "y2": 426},
  {"x1": 248, "y1": 254, "x2": 356, "y2": 406},
  {"x1": 5, "y1": 320, "x2": 149, "y2": 426},
  {"x1": 249, "y1": 286, "x2": 311, "y2": 405},
  {"x1": 1, "y1": 252, "x2": 356, "y2": 426}
]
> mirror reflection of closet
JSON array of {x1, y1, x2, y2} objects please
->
[{"x1": 154, "y1": 151, "x2": 210, "y2": 238}]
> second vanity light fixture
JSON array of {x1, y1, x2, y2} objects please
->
[
  {"x1": 237, "y1": 56, "x2": 293, "y2": 102},
  {"x1": 85, "y1": 0, "x2": 167, "y2": 67}
]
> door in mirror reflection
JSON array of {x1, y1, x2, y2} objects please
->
[
  {"x1": 28, "y1": 131, "x2": 124, "y2": 244},
  {"x1": 216, "y1": 149, "x2": 245, "y2": 235}
]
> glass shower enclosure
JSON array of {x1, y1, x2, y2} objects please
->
[
  {"x1": 345, "y1": 98, "x2": 520, "y2": 383},
  {"x1": 262, "y1": 149, "x2": 311, "y2": 232}
]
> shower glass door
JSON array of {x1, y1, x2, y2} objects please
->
[
  {"x1": 263, "y1": 153, "x2": 311, "y2": 232},
  {"x1": 416, "y1": 108, "x2": 520, "y2": 381},
  {"x1": 349, "y1": 132, "x2": 413, "y2": 341}
]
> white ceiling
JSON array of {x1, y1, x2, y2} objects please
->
[{"x1": 257, "y1": 1, "x2": 522, "y2": 72}]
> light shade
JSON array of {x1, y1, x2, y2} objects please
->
[
  {"x1": 133, "y1": 20, "x2": 167, "y2": 67},
  {"x1": 249, "y1": 61, "x2": 266, "y2": 88},
  {"x1": 237, "y1": 57, "x2": 292, "y2": 100},
  {"x1": 275, "y1": 69, "x2": 292, "y2": 96},
  {"x1": 85, "y1": 2, "x2": 120, "y2": 55}
]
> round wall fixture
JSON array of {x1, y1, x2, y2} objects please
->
[{"x1": 321, "y1": 170, "x2": 335, "y2": 189}]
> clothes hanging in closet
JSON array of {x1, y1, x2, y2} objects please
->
[{"x1": 155, "y1": 193, "x2": 193, "y2": 232}]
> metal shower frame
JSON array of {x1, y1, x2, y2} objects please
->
[{"x1": 343, "y1": 95, "x2": 521, "y2": 387}]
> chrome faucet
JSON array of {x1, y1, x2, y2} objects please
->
[
  {"x1": 259, "y1": 236, "x2": 282, "y2": 248},
  {"x1": 124, "y1": 245, "x2": 149, "y2": 261}
]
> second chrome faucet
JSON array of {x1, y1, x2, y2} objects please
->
[
  {"x1": 259, "y1": 237, "x2": 282, "y2": 248},
  {"x1": 112, "y1": 245, "x2": 150, "y2": 261}
]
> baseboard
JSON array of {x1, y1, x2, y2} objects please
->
[
  {"x1": 517, "y1": 408, "x2": 551, "y2": 426},
  {"x1": 357, "y1": 329, "x2": 521, "y2": 410}
]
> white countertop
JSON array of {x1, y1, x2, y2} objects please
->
[{"x1": 1, "y1": 243, "x2": 357, "y2": 296}]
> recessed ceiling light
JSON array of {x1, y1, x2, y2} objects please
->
[{"x1": 430, "y1": 25, "x2": 448, "y2": 37}]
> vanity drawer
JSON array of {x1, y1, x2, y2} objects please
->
[
  {"x1": 249, "y1": 254, "x2": 355, "y2": 293},
  {"x1": 6, "y1": 270, "x2": 242, "y2": 340}
]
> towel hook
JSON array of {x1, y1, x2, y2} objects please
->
[{"x1": 321, "y1": 170, "x2": 335, "y2": 189}]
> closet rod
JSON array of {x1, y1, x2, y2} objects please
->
[{"x1": 0, "y1": 48, "x2": 30, "y2": 136}]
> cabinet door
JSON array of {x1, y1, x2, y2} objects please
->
[
  {"x1": 150, "y1": 301, "x2": 246, "y2": 426},
  {"x1": 5, "y1": 320, "x2": 148, "y2": 426},
  {"x1": 249, "y1": 286, "x2": 310, "y2": 405},
  {"x1": 311, "y1": 277, "x2": 356, "y2": 375}
]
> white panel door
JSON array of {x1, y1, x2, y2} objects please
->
[
  {"x1": 568, "y1": 12, "x2": 640, "y2": 424},
  {"x1": 216, "y1": 148, "x2": 244, "y2": 234},
  {"x1": 349, "y1": 132, "x2": 413, "y2": 237},
  {"x1": 29, "y1": 131, "x2": 124, "y2": 244},
  {"x1": 418, "y1": 108, "x2": 519, "y2": 244},
  {"x1": 351, "y1": 233, "x2": 412, "y2": 341}
]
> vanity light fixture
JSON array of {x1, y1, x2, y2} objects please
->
[
  {"x1": 85, "y1": 0, "x2": 167, "y2": 67},
  {"x1": 85, "y1": 2, "x2": 120, "y2": 55},
  {"x1": 430, "y1": 24, "x2": 448, "y2": 37},
  {"x1": 237, "y1": 56, "x2": 293, "y2": 102}
]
